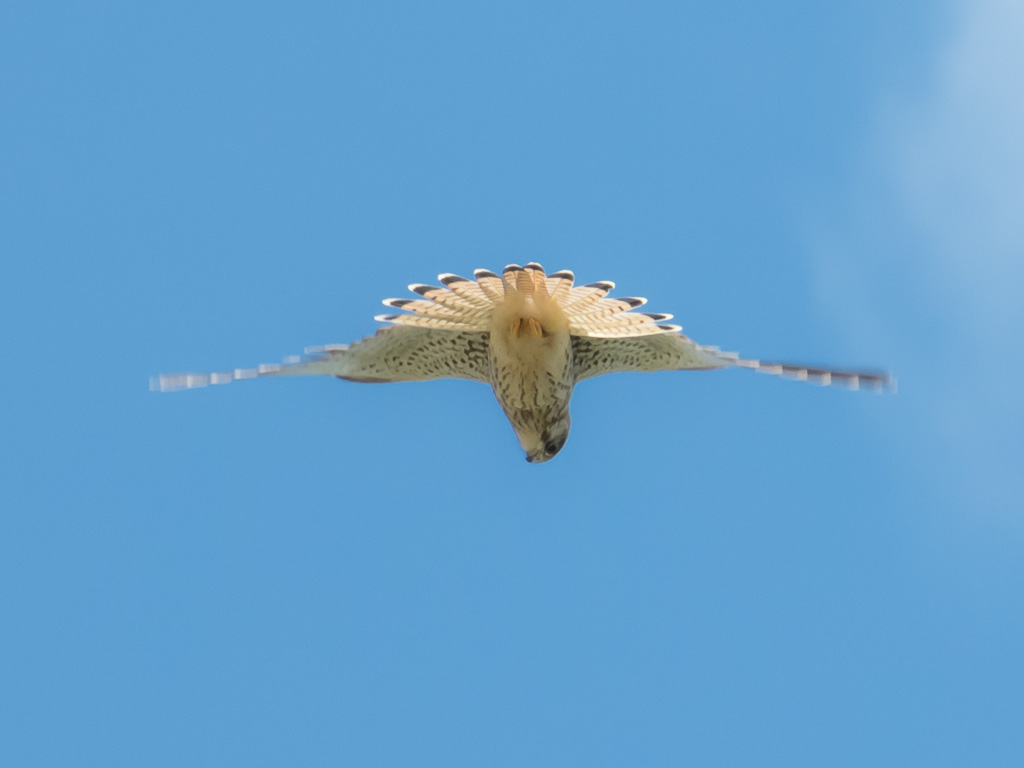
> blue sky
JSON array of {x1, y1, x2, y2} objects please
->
[{"x1": 2, "y1": 1, "x2": 1022, "y2": 765}]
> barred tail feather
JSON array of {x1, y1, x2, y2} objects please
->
[
  {"x1": 515, "y1": 264, "x2": 537, "y2": 296},
  {"x1": 545, "y1": 270, "x2": 575, "y2": 303},
  {"x1": 570, "y1": 318, "x2": 682, "y2": 338},
  {"x1": 378, "y1": 296, "x2": 491, "y2": 330},
  {"x1": 379, "y1": 264, "x2": 688, "y2": 339},
  {"x1": 561, "y1": 281, "x2": 680, "y2": 339},
  {"x1": 564, "y1": 281, "x2": 615, "y2": 310},
  {"x1": 373, "y1": 312, "x2": 491, "y2": 331},
  {"x1": 473, "y1": 269, "x2": 505, "y2": 301},
  {"x1": 379, "y1": 276, "x2": 494, "y2": 332},
  {"x1": 438, "y1": 274, "x2": 493, "y2": 306},
  {"x1": 570, "y1": 296, "x2": 649, "y2": 319},
  {"x1": 380, "y1": 263, "x2": 573, "y2": 333}
]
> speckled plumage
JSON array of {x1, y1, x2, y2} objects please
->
[{"x1": 152, "y1": 263, "x2": 895, "y2": 462}]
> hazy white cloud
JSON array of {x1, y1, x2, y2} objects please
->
[
  {"x1": 812, "y1": 0, "x2": 1024, "y2": 518},
  {"x1": 897, "y1": 0, "x2": 1024, "y2": 311}
]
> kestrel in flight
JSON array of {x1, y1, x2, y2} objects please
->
[{"x1": 152, "y1": 263, "x2": 894, "y2": 462}]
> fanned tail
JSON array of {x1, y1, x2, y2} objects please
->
[
  {"x1": 376, "y1": 271, "x2": 498, "y2": 331},
  {"x1": 560, "y1": 277, "x2": 681, "y2": 339},
  {"x1": 375, "y1": 263, "x2": 682, "y2": 339}
]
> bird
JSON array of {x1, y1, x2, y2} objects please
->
[{"x1": 152, "y1": 263, "x2": 895, "y2": 462}]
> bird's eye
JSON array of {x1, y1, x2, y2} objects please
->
[{"x1": 544, "y1": 441, "x2": 560, "y2": 455}]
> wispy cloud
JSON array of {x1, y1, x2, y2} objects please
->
[
  {"x1": 812, "y1": 0, "x2": 1024, "y2": 518},
  {"x1": 898, "y1": 0, "x2": 1024, "y2": 309}
]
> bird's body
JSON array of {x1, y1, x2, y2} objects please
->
[
  {"x1": 484, "y1": 267, "x2": 575, "y2": 460},
  {"x1": 153, "y1": 263, "x2": 894, "y2": 462}
]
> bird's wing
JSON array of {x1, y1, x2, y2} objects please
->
[
  {"x1": 572, "y1": 333, "x2": 895, "y2": 391},
  {"x1": 151, "y1": 327, "x2": 492, "y2": 392}
]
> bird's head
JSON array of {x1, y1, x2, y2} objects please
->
[{"x1": 516, "y1": 410, "x2": 571, "y2": 463}]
